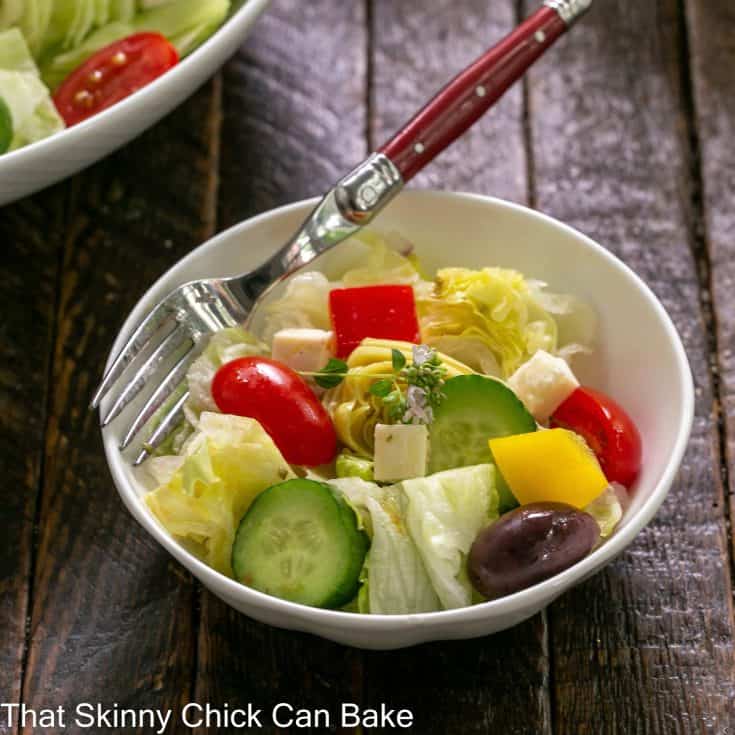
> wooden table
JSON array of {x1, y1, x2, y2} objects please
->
[{"x1": 2, "y1": 1, "x2": 735, "y2": 732}]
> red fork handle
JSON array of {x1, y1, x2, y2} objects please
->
[{"x1": 379, "y1": 4, "x2": 571, "y2": 182}]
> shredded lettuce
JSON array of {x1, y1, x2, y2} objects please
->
[
  {"x1": 133, "y1": 0, "x2": 229, "y2": 57},
  {"x1": 339, "y1": 232, "x2": 423, "y2": 288},
  {"x1": 261, "y1": 271, "x2": 333, "y2": 343},
  {"x1": 260, "y1": 234, "x2": 429, "y2": 343},
  {"x1": 331, "y1": 477, "x2": 440, "y2": 614},
  {"x1": 0, "y1": 2, "x2": 25, "y2": 31},
  {"x1": 0, "y1": 27, "x2": 40, "y2": 72},
  {"x1": 41, "y1": 21, "x2": 133, "y2": 89},
  {"x1": 335, "y1": 452, "x2": 375, "y2": 482},
  {"x1": 417, "y1": 267, "x2": 595, "y2": 378},
  {"x1": 259, "y1": 239, "x2": 593, "y2": 381},
  {"x1": 0, "y1": 29, "x2": 64, "y2": 150},
  {"x1": 400, "y1": 464, "x2": 498, "y2": 610},
  {"x1": 585, "y1": 483, "x2": 627, "y2": 539},
  {"x1": 145, "y1": 412, "x2": 294, "y2": 576},
  {"x1": 2, "y1": 0, "x2": 231, "y2": 112}
]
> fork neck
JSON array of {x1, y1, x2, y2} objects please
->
[
  {"x1": 229, "y1": 153, "x2": 404, "y2": 309},
  {"x1": 276, "y1": 153, "x2": 404, "y2": 274}
]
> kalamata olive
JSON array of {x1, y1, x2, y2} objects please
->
[{"x1": 468, "y1": 502, "x2": 600, "y2": 599}]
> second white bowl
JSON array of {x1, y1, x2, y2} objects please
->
[{"x1": 0, "y1": 0, "x2": 271, "y2": 206}]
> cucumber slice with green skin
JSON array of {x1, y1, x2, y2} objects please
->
[
  {"x1": 232, "y1": 479, "x2": 369, "y2": 609},
  {"x1": 429, "y1": 375, "x2": 537, "y2": 512},
  {"x1": 0, "y1": 98, "x2": 12, "y2": 154}
]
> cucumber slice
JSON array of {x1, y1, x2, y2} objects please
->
[
  {"x1": 232, "y1": 479, "x2": 369, "y2": 609},
  {"x1": 429, "y1": 375, "x2": 537, "y2": 511}
]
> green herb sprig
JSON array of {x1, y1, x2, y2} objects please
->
[{"x1": 307, "y1": 346, "x2": 447, "y2": 426}]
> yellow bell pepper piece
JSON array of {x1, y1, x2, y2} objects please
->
[{"x1": 489, "y1": 429, "x2": 608, "y2": 509}]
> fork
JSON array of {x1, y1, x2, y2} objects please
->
[{"x1": 92, "y1": 0, "x2": 592, "y2": 464}]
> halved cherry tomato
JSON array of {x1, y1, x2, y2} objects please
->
[
  {"x1": 53, "y1": 33, "x2": 178, "y2": 127},
  {"x1": 211, "y1": 357, "x2": 337, "y2": 467},
  {"x1": 329, "y1": 285, "x2": 421, "y2": 358},
  {"x1": 550, "y1": 386, "x2": 642, "y2": 488}
]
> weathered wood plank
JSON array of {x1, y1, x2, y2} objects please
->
[
  {"x1": 686, "y1": 0, "x2": 735, "y2": 564},
  {"x1": 0, "y1": 194, "x2": 65, "y2": 734},
  {"x1": 217, "y1": 0, "x2": 368, "y2": 230},
  {"x1": 363, "y1": 3, "x2": 551, "y2": 733},
  {"x1": 524, "y1": 1, "x2": 735, "y2": 732},
  {"x1": 19, "y1": 78, "x2": 222, "y2": 734},
  {"x1": 369, "y1": 0, "x2": 528, "y2": 204},
  {"x1": 197, "y1": 2, "x2": 369, "y2": 730}
]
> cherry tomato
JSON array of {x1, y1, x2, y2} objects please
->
[
  {"x1": 53, "y1": 33, "x2": 178, "y2": 127},
  {"x1": 329, "y1": 285, "x2": 421, "y2": 358},
  {"x1": 211, "y1": 357, "x2": 337, "y2": 467},
  {"x1": 550, "y1": 387, "x2": 642, "y2": 488}
]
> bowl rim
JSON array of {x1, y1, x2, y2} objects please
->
[
  {"x1": 0, "y1": 0, "x2": 271, "y2": 166},
  {"x1": 103, "y1": 190, "x2": 695, "y2": 630}
]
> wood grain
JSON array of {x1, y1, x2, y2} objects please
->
[
  {"x1": 364, "y1": 3, "x2": 551, "y2": 733},
  {"x1": 524, "y1": 1, "x2": 735, "y2": 732},
  {"x1": 686, "y1": 0, "x2": 735, "y2": 561},
  {"x1": 1, "y1": 1, "x2": 734, "y2": 732},
  {"x1": 18, "y1": 79, "x2": 222, "y2": 735},
  {"x1": 217, "y1": 0, "x2": 368, "y2": 230},
  {"x1": 370, "y1": 0, "x2": 528, "y2": 204},
  {"x1": 0, "y1": 194, "x2": 65, "y2": 734},
  {"x1": 196, "y1": 2, "x2": 370, "y2": 732}
]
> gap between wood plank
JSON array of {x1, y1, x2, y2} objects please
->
[
  {"x1": 16, "y1": 79, "x2": 222, "y2": 733},
  {"x1": 363, "y1": 3, "x2": 550, "y2": 732},
  {"x1": 365, "y1": 0, "x2": 376, "y2": 152},
  {"x1": 189, "y1": 73, "x2": 224, "y2": 709},
  {"x1": 518, "y1": 0, "x2": 538, "y2": 212},
  {"x1": 198, "y1": 3, "x2": 369, "y2": 729},
  {"x1": 525, "y1": 0, "x2": 735, "y2": 729},
  {"x1": 516, "y1": 4, "x2": 555, "y2": 733},
  {"x1": 515, "y1": 5, "x2": 557, "y2": 732},
  {"x1": 677, "y1": 0, "x2": 735, "y2": 591},
  {"x1": 13, "y1": 189, "x2": 69, "y2": 735}
]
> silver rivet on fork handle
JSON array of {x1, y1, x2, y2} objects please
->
[{"x1": 544, "y1": 0, "x2": 593, "y2": 26}]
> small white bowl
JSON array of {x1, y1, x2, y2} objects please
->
[
  {"x1": 101, "y1": 191, "x2": 694, "y2": 650},
  {"x1": 0, "y1": 0, "x2": 271, "y2": 206}
]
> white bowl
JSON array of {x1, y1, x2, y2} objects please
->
[
  {"x1": 101, "y1": 191, "x2": 694, "y2": 649},
  {"x1": 0, "y1": 0, "x2": 271, "y2": 206}
]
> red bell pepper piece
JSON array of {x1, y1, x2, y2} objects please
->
[{"x1": 328, "y1": 285, "x2": 421, "y2": 358}]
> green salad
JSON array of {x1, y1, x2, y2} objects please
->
[
  {"x1": 0, "y1": 0, "x2": 231, "y2": 154},
  {"x1": 139, "y1": 233, "x2": 643, "y2": 614}
]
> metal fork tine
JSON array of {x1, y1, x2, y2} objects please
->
[
  {"x1": 133, "y1": 389, "x2": 190, "y2": 466},
  {"x1": 90, "y1": 301, "x2": 173, "y2": 410},
  {"x1": 100, "y1": 326, "x2": 192, "y2": 427},
  {"x1": 119, "y1": 346, "x2": 197, "y2": 451}
]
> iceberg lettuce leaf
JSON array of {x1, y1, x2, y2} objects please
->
[
  {"x1": 585, "y1": 483, "x2": 626, "y2": 539},
  {"x1": 400, "y1": 464, "x2": 498, "y2": 609},
  {"x1": 418, "y1": 267, "x2": 595, "y2": 378},
  {"x1": 145, "y1": 412, "x2": 293, "y2": 576},
  {"x1": 261, "y1": 271, "x2": 333, "y2": 343},
  {"x1": 41, "y1": 21, "x2": 133, "y2": 88},
  {"x1": 0, "y1": 29, "x2": 64, "y2": 149},
  {"x1": 335, "y1": 452, "x2": 375, "y2": 482},
  {"x1": 340, "y1": 232, "x2": 422, "y2": 288},
  {"x1": 260, "y1": 234, "x2": 429, "y2": 342},
  {"x1": 134, "y1": 0, "x2": 229, "y2": 56},
  {"x1": 330, "y1": 477, "x2": 440, "y2": 614}
]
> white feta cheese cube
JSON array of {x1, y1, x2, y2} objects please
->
[
  {"x1": 374, "y1": 423, "x2": 428, "y2": 482},
  {"x1": 271, "y1": 328, "x2": 334, "y2": 374},
  {"x1": 507, "y1": 350, "x2": 580, "y2": 423}
]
